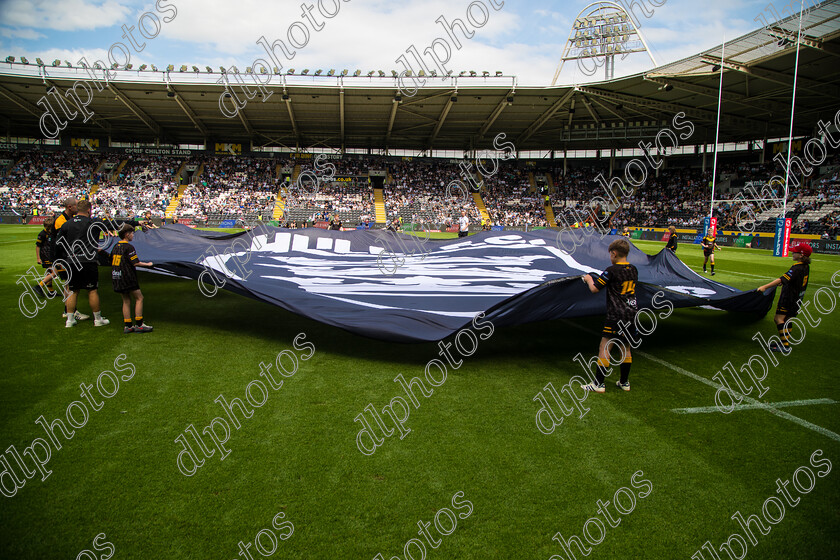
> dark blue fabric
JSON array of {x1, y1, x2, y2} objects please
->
[{"x1": 106, "y1": 227, "x2": 773, "y2": 342}]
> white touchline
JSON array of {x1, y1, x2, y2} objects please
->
[
  {"x1": 561, "y1": 320, "x2": 840, "y2": 443},
  {"x1": 672, "y1": 398, "x2": 837, "y2": 414}
]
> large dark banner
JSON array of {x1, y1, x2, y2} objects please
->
[{"x1": 108, "y1": 225, "x2": 773, "y2": 342}]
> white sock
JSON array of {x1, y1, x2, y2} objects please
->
[{"x1": 94, "y1": 311, "x2": 102, "y2": 320}]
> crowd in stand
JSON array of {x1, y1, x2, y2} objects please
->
[{"x1": 1, "y1": 149, "x2": 838, "y2": 235}]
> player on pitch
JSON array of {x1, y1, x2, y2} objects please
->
[
  {"x1": 580, "y1": 238, "x2": 638, "y2": 393},
  {"x1": 756, "y1": 242, "x2": 811, "y2": 352},
  {"x1": 701, "y1": 230, "x2": 720, "y2": 275},
  {"x1": 111, "y1": 224, "x2": 154, "y2": 333}
]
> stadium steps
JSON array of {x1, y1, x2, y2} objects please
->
[
  {"x1": 472, "y1": 192, "x2": 491, "y2": 224},
  {"x1": 165, "y1": 184, "x2": 188, "y2": 219},
  {"x1": 193, "y1": 162, "x2": 205, "y2": 184},
  {"x1": 176, "y1": 160, "x2": 187, "y2": 182},
  {"x1": 273, "y1": 186, "x2": 286, "y2": 220},
  {"x1": 544, "y1": 200, "x2": 557, "y2": 227},
  {"x1": 113, "y1": 159, "x2": 128, "y2": 180},
  {"x1": 275, "y1": 163, "x2": 282, "y2": 180},
  {"x1": 373, "y1": 188, "x2": 387, "y2": 224},
  {"x1": 528, "y1": 171, "x2": 536, "y2": 187},
  {"x1": 292, "y1": 164, "x2": 301, "y2": 181},
  {"x1": 546, "y1": 172, "x2": 554, "y2": 188}
]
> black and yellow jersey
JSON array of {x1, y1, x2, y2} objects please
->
[
  {"x1": 592, "y1": 262, "x2": 639, "y2": 323},
  {"x1": 779, "y1": 262, "x2": 809, "y2": 309}
]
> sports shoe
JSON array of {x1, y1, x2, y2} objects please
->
[
  {"x1": 581, "y1": 382, "x2": 606, "y2": 393},
  {"x1": 134, "y1": 323, "x2": 153, "y2": 333},
  {"x1": 616, "y1": 381, "x2": 630, "y2": 391},
  {"x1": 770, "y1": 342, "x2": 790, "y2": 353},
  {"x1": 124, "y1": 326, "x2": 136, "y2": 334},
  {"x1": 703, "y1": 266, "x2": 707, "y2": 273},
  {"x1": 94, "y1": 317, "x2": 110, "y2": 327},
  {"x1": 34, "y1": 284, "x2": 45, "y2": 297},
  {"x1": 65, "y1": 317, "x2": 77, "y2": 328},
  {"x1": 74, "y1": 311, "x2": 90, "y2": 321},
  {"x1": 711, "y1": 272, "x2": 716, "y2": 276}
]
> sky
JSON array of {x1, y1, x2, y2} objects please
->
[{"x1": 0, "y1": 0, "x2": 800, "y2": 86}]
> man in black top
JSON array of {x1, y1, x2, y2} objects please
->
[
  {"x1": 581, "y1": 238, "x2": 638, "y2": 392},
  {"x1": 701, "y1": 231, "x2": 720, "y2": 275},
  {"x1": 56, "y1": 199, "x2": 137, "y2": 328},
  {"x1": 50, "y1": 197, "x2": 86, "y2": 321},
  {"x1": 329, "y1": 214, "x2": 342, "y2": 230},
  {"x1": 757, "y1": 242, "x2": 811, "y2": 352},
  {"x1": 665, "y1": 226, "x2": 678, "y2": 253}
]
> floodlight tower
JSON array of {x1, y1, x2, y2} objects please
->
[{"x1": 552, "y1": 1, "x2": 658, "y2": 84}]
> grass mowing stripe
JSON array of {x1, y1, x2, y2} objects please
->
[
  {"x1": 562, "y1": 319, "x2": 840, "y2": 444},
  {"x1": 672, "y1": 398, "x2": 837, "y2": 414}
]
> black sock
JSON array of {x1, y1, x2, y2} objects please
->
[
  {"x1": 711, "y1": 264, "x2": 715, "y2": 273},
  {"x1": 596, "y1": 360, "x2": 610, "y2": 385},
  {"x1": 620, "y1": 361, "x2": 631, "y2": 384},
  {"x1": 125, "y1": 320, "x2": 133, "y2": 329}
]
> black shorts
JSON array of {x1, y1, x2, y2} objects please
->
[
  {"x1": 458, "y1": 230, "x2": 468, "y2": 238},
  {"x1": 68, "y1": 263, "x2": 99, "y2": 291},
  {"x1": 776, "y1": 301, "x2": 799, "y2": 318},
  {"x1": 41, "y1": 261, "x2": 52, "y2": 270},
  {"x1": 703, "y1": 250, "x2": 714, "y2": 257},
  {"x1": 602, "y1": 319, "x2": 638, "y2": 345}
]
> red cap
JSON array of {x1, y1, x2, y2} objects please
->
[{"x1": 790, "y1": 242, "x2": 812, "y2": 257}]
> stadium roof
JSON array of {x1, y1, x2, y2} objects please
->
[{"x1": 0, "y1": 1, "x2": 838, "y2": 153}]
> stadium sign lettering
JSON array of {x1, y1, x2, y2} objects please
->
[{"x1": 122, "y1": 147, "x2": 193, "y2": 156}]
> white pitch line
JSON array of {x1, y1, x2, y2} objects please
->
[
  {"x1": 672, "y1": 398, "x2": 837, "y2": 414},
  {"x1": 561, "y1": 320, "x2": 840, "y2": 443}
]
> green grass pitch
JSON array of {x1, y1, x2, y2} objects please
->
[{"x1": 1, "y1": 224, "x2": 839, "y2": 559}]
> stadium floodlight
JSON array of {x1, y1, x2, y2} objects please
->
[
  {"x1": 378, "y1": 70, "x2": 385, "y2": 77},
  {"x1": 287, "y1": 68, "x2": 294, "y2": 74},
  {"x1": 328, "y1": 69, "x2": 335, "y2": 76},
  {"x1": 192, "y1": 65, "x2": 199, "y2": 72},
  {"x1": 482, "y1": 71, "x2": 489, "y2": 77},
  {"x1": 167, "y1": 91, "x2": 176, "y2": 97},
  {"x1": 246, "y1": 67, "x2": 253, "y2": 73},
  {"x1": 36, "y1": 58, "x2": 44, "y2": 66},
  {"x1": 180, "y1": 65, "x2": 188, "y2": 72},
  {"x1": 20, "y1": 57, "x2": 29, "y2": 64},
  {"x1": 459, "y1": 71, "x2": 466, "y2": 76},
  {"x1": 5, "y1": 56, "x2": 15, "y2": 63},
  {"x1": 367, "y1": 70, "x2": 374, "y2": 76},
  {"x1": 451, "y1": 95, "x2": 458, "y2": 102},
  {"x1": 52, "y1": 59, "x2": 60, "y2": 67},
  {"x1": 65, "y1": 60, "x2": 72, "y2": 67},
  {"x1": 206, "y1": 66, "x2": 213, "y2": 72},
  {"x1": 151, "y1": 64, "x2": 159, "y2": 71},
  {"x1": 658, "y1": 83, "x2": 673, "y2": 92},
  {"x1": 446, "y1": 70, "x2": 454, "y2": 76},
  {"x1": 430, "y1": 70, "x2": 437, "y2": 77},
  {"x1": 125, "y1": 63, "x2": 133, "y2": 70},
  {"x1": 495, "y1": 71, "x2": 503, "y2": 76},
  {"x1": 418, "y1": 70, "x2": 425, "y2": 77},
  {"x1": 220, "y1": 66, "x2": 226, "y2": 73},
  {"x1": 506, "y1": 96, "x2": 514, "y2": 105},
  {"x1": 140, "y1": 64, "x2": 148, "y2": 71},
  {"x1": 405, "y1": 70, "x2": 412, "y2": 77},
  {"x1": 111, "y1": 62, "x2": 119, "y2": 69},
  {"x1": 315, "y1": 69, "x2": 322, "y2": 75},
  {"x1": 282, "y1": 93, "x2": 290, "y2": 100},
  {"x1": 391, "y1": 70, "x2": 398, "y2": 77},
  {"x1": 394, "y1": 94, "x2": 402, "y2": 103},
  {"x1": 469, "y1": 70, "x2": 476, "y2": 77},
  {"x1": 259, "y1": 66, "x2": 267, "y2": 74},
  {"x1": 231, "y1": 65, "x2": 239, "y2": 73},
  {"x1": 166, "y1": 64, "x2": 175, "y2": 71},
  {"x1": 273, "y1": 67, "x2": 281, "y2": 74},
  {"x1": 341, "y1": 69, "x2": 348, "y2": 76},
  {"x1": 354, "y1": 69, "x2": 361, "y2": 76},
  {"x1": 301, "y1": 68, "x2": 309, "y2": 75}
]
